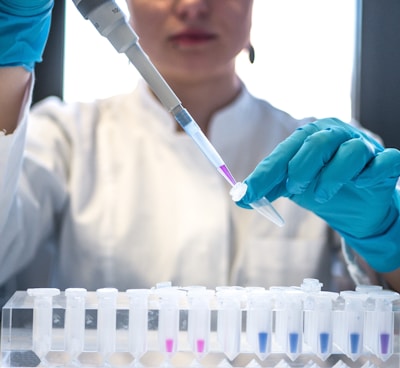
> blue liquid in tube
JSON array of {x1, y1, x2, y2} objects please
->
[
  {"x1": 350, "y1": 333, "x2": 360, "y2": 354},
  {"x1": 319, "y1": 332, "x2": 330, "y2": 354},
  {"x1": 289, "y1": 332, "x2": 299, "y2": 354},
  {"x1": 258, "y1": 332, "x2": 268, "y2": 353}
]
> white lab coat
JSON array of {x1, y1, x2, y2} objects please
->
[{"x1": 0, "y1": 80, "x2": 346, "y2": 294}]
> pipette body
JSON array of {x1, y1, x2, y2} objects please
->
[
  {"x1": 71, "y1": 0, "x2": 235, "y2": 184},
  {"x1": 72, "y1": 0, "x2": 284, "y2": 227}
]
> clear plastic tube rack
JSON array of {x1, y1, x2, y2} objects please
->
[{"x1": 1, "y1": 279, "x2": 399, "y2": 368}]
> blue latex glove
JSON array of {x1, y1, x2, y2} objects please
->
[
  {"x1": 236, "y1": 118, "x2": 400, "y2": 273},
  {"x1": 0, "y1": 0, "x2": 53, "y2": 71}
]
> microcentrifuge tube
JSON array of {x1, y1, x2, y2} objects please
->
[
  {"x1": 269, "y1": 287, "x2": 289, "y2": 353},
  {"x1": 273, "y1": 288, "x2": 304, "y2": 361},
  {"x1": 216, "y1": 288, "x2": 244, "y2": 361},
  {"x1": 246, "y1": 290, "x2": 273, "y2": 361},
  {"x1": 355, "y1": 285, "x2": 383, "y2": 293},
  {"x1": 303, "y1": 292, "x2": 338, "y2": 361},
  {"x1": 300, "y1": 278, "x2": 323, "y2": 293},
  {"x1": 126, "y1": 289, "x2": 150, "y2": 360},
  {"x1": 65, "y1": 288, "x2": 87, "y2": 360},
  {"x1": 187, "y1": 287, "x2": 212, "y2": 360},
  {"x1": 27, "y1": 288, "x2": 60, "y2": 360},
  {"x1": 365, "y1": 290, "x2": 400, "y2": 361},
  {"x1": 157, "y1": 287, "x2": 181, "y2": 360},
  {"x1": 96, "y1": 288, "x2": 118, "y2": 358},
  {"x1": 230, "y1": 182, "x2": 284, "y2": 227},
  {"x1": 285, "y1": 294, "x2": 304, "y2": 361},
  {"x1": 340, "y1": 291, "x2": 367, "y2": 361}
]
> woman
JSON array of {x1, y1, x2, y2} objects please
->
[{"x1": 0, "y1": 0, "x2": 398, "y2": 295}]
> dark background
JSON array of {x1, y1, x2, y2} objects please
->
[
  {"x1": 33, "y1": 0, "x2": 400, "y2": 149},
  {"x1": 353, "y1": 0, "x2": 400, "y2": 149}
]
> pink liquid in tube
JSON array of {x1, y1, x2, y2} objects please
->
[
  {"x1": 196, "y1": 339, "x2": 205, "y2": 353},
  {"x1": 165, "y1": 338, "x2": 174, "y2": 353}
]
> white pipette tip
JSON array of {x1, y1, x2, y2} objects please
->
[{"x1": 230, "y1": 182, "x2": 285, "y2": 227}]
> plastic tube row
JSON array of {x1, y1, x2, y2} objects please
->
[{"x1": 2, "y1": 279, "x2": 399, "y2": 367}]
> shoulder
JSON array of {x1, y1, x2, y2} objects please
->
[
  {"x1": 30, "y1": 93, "x2": 128, "y2": 121},
  {"x1": 28, "y1": 91, "x2": 135, "y2": 135},
  {"x1": 243, "y1": 89, "x2": 315, "y2": 133}
]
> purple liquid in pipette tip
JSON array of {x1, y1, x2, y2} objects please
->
[{"x1": 219, "y1": 165, "x2": 236, "y2": 186}]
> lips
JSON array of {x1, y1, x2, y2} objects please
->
[{"x1": 169, "y1": 30, "x2": 217, "y2": 45}]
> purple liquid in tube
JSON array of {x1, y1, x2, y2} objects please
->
[
  {"x1": 380, "y1": 333, "x2": 390, "y2": 355},
  {"x1": 219, "y1": 165, "x2": 236, "y2": 186}
]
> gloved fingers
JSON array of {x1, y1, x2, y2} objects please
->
[
  {"x1": 240, "y1": 157, "x2": 288, "y2": 205},
  {"x1": 235, "y1": 177, "x2": 291, "y2": 212},
  {"x1": 239, "y1": 126, "x2": 319, "y2": 204},
  {"x1": 355, "y1": 148, "x2": 400, "y2": 187},
  {"x1": 0, "y1": 0, "x2": 53, "y2": 71},
  {"x1": 286, "y1": 125, "x2": 358, "y2": 195},
  {"x1": 238, "y1": 118, "x2": 379, "y2": 207},
  {"x1": 313, "y1": 137, "x2": 377, "y2": 202},
  {"x1": 0, "y1": 1, "x2": 53, "y2": 16}
]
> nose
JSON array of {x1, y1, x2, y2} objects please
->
[{"x1": 174, "y1": 0, "x2": 209, "y2": 20}]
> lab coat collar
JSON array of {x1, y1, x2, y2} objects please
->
[
  {"x1": 210, "y1": 81, "x2": 253, "y2": 126},
  {"x1": 135, "y1": 79, "x2": 176, "y2": 131},
  {"x1": 135, "y1": 78, "x2": 253, "y2": 133}
]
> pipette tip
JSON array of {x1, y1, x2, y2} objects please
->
[{"x1": 230, "y1": 182, "x2": 285, "y2": 227}]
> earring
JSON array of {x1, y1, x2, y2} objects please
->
[{"x1": 248, "y1": 44, "x2": 255, "y2": 64}]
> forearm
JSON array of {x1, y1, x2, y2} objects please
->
[
  {"x1": 382, "y1": 268, "x2": 400, "y2": 292},
  {"x1": 0, "y1": 0, "x2": 53, "y2": 135},
  {"x1": 0, "y1": 67, "x2": 31, "y2": 134}
]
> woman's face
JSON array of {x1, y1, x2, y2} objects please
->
[{"x1": 126, "y1": 0, "x2": 253, "y2": 81}]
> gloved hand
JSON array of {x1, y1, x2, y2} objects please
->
[
  {"x1": 0, "y1": 0, "x2": 54, "y2": 71},
  {"x1": 236, "y1": 118, "x2": 400, "y2": 273}
]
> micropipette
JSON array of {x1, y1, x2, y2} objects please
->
[{"x1": 71, "y1": 0, "x2": 284, "y2": 227}]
